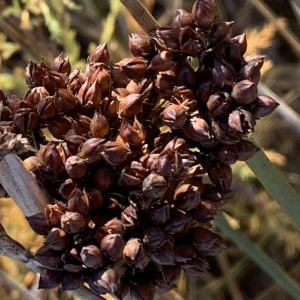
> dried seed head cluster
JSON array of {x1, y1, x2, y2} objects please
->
[{"x1": 0, "y1": 0, "x2": 278, "y2": 299}]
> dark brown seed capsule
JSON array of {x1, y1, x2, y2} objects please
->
[
  {"x1": 191, "y1": 0, "x2": 217, "y2": 27},
  {"x1": 67, "y1": 188, "x2": 88, "y2": 214},
  {"x1": 80, "y1": 244, "x2": 103, "y2": 269},
  {"x1": 90, "y1": 111, "x2": 110, "y2": 138},
  {"x1": 173, "y1": 8, "x2": 194, "y2": 29},
  {"x1": 174, "y1": 184, "x2": 201, "y2": 210},
  {"x1": 162, "y1": 104, "x2": 187, "y2": 129},
  {"x1": 129, "y1": 33, "x2": 156, "y2": 59},
  {"x1": 130, "y1": 281, "x2": 155, "y2": 300},
  {"x1": 88, "y1": 268, "x2": 120, "y2": 294},
  {"x1": 191, "y1": 200, "x2": 218, "y2": 222},
  {"x1": 53, "y1": 88, "x2": 77, "y2": 112},
  {"x1": 88, "y1": 43, "x2": 110, "y2": 64},
  {"x1": 38, "y1": 268, "x2": 62, "y2": 289},
  {"x1": 143, "y1": 227, "x2": 166, "y2": 248},
  {"x1": 231, "y1": 79, "x2": 257, "y2": 105},
  {"x1": 93, "y1": 167, "x2": 114, "y2": 191},
  {"x1": 123, "y1": 238, "x2": 150, "y2": 271},
  {"x1": 161, "y1": 265, "x2": 182, "y2": 286},
  {"x1": 44, "y1": 227, "x2": 71, "y2": 251},
  {"x1": 142, "y1": 173, "x2": 167, "y2": 199},
  {"x1": 65, "y1": 156, "x2": 87, "y2": 178},
  {"x1": 251, "y1": 95, "x2": 279, "y2": 117},
  {"x1": 60, "y1": 211, "x2": 86, "y2": 234},
  {"x1": 100, "y1": 234, "x2": 125, "y2": 261},
  {"x1": 61, "y1": 272, "x2": 84, "y2": 291},
  {"x1": 149, "y1": 240, "x2": 176, "y2": 265},
  {"x1": 35, "y1": 246, "x2": 61, "y2": 267}
]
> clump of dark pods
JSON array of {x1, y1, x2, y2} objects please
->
[{"x1": 0, "y1": 0, "x2": 278, "y2": 299}]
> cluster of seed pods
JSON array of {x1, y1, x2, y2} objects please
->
[{"x1": 0, "y1": 0, "x2": 278, "y2": 299}]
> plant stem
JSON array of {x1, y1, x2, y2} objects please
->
[
  {"x1": 215, "y1": 213, "x2": 300, "y2": 300},
  {"x1": 0, "y1": 154, "x2": 49, "y2": 217},
  {"x1": 246, "y1": 138, "x2": 300, "y2": 232},
  {"x1": 119, "y1": 0, "x2": 159, "y2": 34}
]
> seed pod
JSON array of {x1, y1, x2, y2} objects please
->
[
  {"x1": 231, "y1": 33, "x2": 247, "y2": 56},
  {"x1": 90, "y1": 111, "x2": 110, "y2": 138},
  {"x1": 65, "y1": 156, "x2": 87, "y2": 178},
  {"x1": 251, "y1": 95, "x2": 279, "y2": 117},
  {"x1": 142, "y1": 173, "x2": 167, "y2": 199},
  {"x1": 38, "y1": 268, "x2": 63, "y2": 289},
  {"x1": 191, "y1": 0, "x2": 217, "y2": 27},
  {"x1": 143, "y1": 227, "x2": 166, "y2": 248},
  {"x1": 44, "y1": 203, "x2": 66, "y2": 226},
  {"x1": 184, "y1": 117, "x2": 217, "y2": 147},
  {"x1": 130, "y1": 281, "x2": 155, "y2": 300},
  {"x1": 208, "y1": 162, "x2": 232, "y2": 191},
  {"x1": 35, "y1": 245, "x2": 61, "y2": 267},
  {"x1": 161, "y1": 265, "x2": 182, "y2": 286},
  {"x1": 179, "y1": 26, "x2": 206, "y2": 56},
  {"x1": 123, "y1": 238, "x2": 150, "y2": 271},
  {"x1": 218, "y1": 144, "x2": 239, "y2": 164},
  {"x1": 236, "y1": 140, "x2": 260, "y2": 161},
  {"x1": 45, "y1": 228, "x2": 71, "y2": 251},
  {"x1": 153, "y1": 27, "x2": 181, "y2": 51},
  {"x1": 78, "y1": 138, "x2": 105, "y2": 163},
  {"x1": 228, "y1": 109, "x2": 255, "y2": 134},
  {"x1": 25, "y1": 61, "x2": 46, "y2": 87},
  {"x1": 23, "y1": 156, "x2": 44, "y2": 177},
  {"x1": 53, "y1": 88, "x2": 77, "y2": 112},
  {"x1": 93, "y1": 167, "x2": 114, "y2": 191},
  {"x1": 207, "y1": 92, "x2": 231, "y2": 116},
  {"x1": 197, "y1": 81, "x2": 217, "y2": 103},
  {"x1": 101, "y1": 218, "x2": 125, "y2": 236},
  {"x1": 60, "y1": 211, "x2": 86, "y2": 234},
  {"x1": 88, "y1": 268, "x2": 120, "y2": 294},
  {"x1": 65, "y1": 134, "x2": 87, "y2": 155},
  {"x1": 212, "y1": 59, "x2": 234, "y2": 90},
  {"x1": 181, "y1": 257, "x2": 208, "y2": 276},
  {"x1": 102, "y1": 141, "x2": 131, "y2": 167},
  {"x1": 88, "y1": 43, "x2": 110, "y2": 64},
  {"x1": 43, "y1": 70, "x2": 69, "y2": 92},
  {"x1": 149, "y1": 51, "x2": 176, "y2": 71},
  {"x1": 154, "y1": 71, "x2": 176, "y2": 96},
  {"x1": 147, "y1": 202, "x2": 170, "y2": 225},
  {"x1": 47, "y1": 115, "x2": 72, "y2": 139},
  {"x1": 129, "y1": 33, "x2": 156, "y2": 59},
  {"x1": 162, "y1": 104, "x2": 187, "y2": 129},
  {"x1": 120, "y1": 119, "x2": 146, "y2": 147},
  {"x1": 80, "y1": 244, "x2": 103, "y2": 269},
  {"x1": 13, "y1": 108, "x2": 38, "y2": 132},
  {"x1": 42, "y1": 143, "x2": 65, "y2": 174},
  {"x1": 208, "y1": 22, "x2": 234, "y2": 47},
  {"x1": 26, "y1": 212, "x2": 51, "y2": 235},
  {"x1": 67, "y1": 188, "x2": 88, "y2": 214},
  {"x1": 100, "y1": 234, "x2": 125, "y2": 261},
  {"x1": 61, "y1": 272, "x2": 84, "y2": 291},
  {"x1": 238, "y1": 55, "x2": 264, "y2": 84},
  {"x1": 149, "y1": 240, "x2": 176, "y2": 265},
  {"x1": 174, "y1": 242, "x2": 196, "y2": 263},
  {"x1": 173, "y1": 8, "x2": 194, "y2": 29},
  {"x1": 165, "y1": 208, "x2": 192, "y2": 235},
  {"x1": 59, "y1": 178, "x2": 81, "y2": 200},
  {"x1": 36, "y1": 96, "x2": 58, "y2": 119},
  {"x1": 231, "y1": 79, "x2": 257, "y2": 105},
  {"x1": 174, "y1": 184, "x2": 201, "y2": 210},
  {"x1": 119, "y1": 93, "x2": 143, "y2": 117},
  {"x1": 121, "y1": 205, "x2": 139, "y2": 230},
  {"x1": 192, "y1": 226, "x2": 219, "y2": 251},
  {"x1": 85, "y1": 188, "x2": 103, "y2": 211},
  {"x1": 191, "y1": 200, "x2": 218, "y2": 221},
  {"x1": 50, "y1": 53, "x2": 71, "y2": 74},
  {"x1": 116, "y1": 57, "x2": 148, "y2": 81}
]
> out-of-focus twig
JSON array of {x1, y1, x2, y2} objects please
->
[
  {"x1": 119, "y1": 0, "x2": 159, "y2": 34},
  {"x1": 216, "y1": 252, "x2": 244, "y2": 300},
  {"x1": 247, "y1": 0, "x2": 300, "y2": 58}
]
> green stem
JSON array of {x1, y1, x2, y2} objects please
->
[
  {"x1": 246, "y1": 137, "x2": 300, "y2": 232},
  {"x1": 215, "y1": 213, "x2": 300, "y2": 300}
]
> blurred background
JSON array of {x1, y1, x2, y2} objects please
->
[{"x1": 1, "y1": 0, "x2": 300, "y2": 299}]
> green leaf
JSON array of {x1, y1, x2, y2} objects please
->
[{"x1": 215, "y1": 213, "x2": 300, "y2": 299}]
